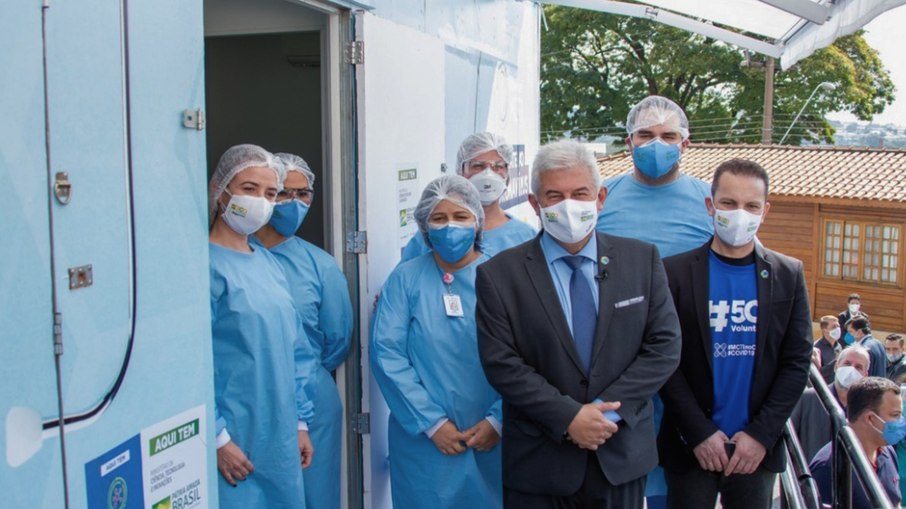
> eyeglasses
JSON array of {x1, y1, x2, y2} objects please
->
[
  {"x1": 277, "y1": 187, "x2": 315, "y2": 200},
  {"x1": 467, "y1": 160, "x2": 508, "y2": 173}
]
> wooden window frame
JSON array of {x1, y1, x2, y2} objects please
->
[{"x1": 820, "y1": 217, "x2": 903, "y2": 288}]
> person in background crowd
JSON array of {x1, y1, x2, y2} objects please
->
[
  {"x1": 839, "y1": 293, "x2": 869, "y2": 345},
  {"x1": 847, "y1": 316, "x2": 886, "y2": 378},
  {"x1": 790, "y1": 345, "x2": 870, "y2": 462},
  {"x1": 253, "y1": 153, "x2": 354, "y2": 509},
  {"x1": 371, "y1": 175, "x2": 502, "y2": 509},
  {"x1": 814, "y1": 315, "x2": 843, "y2": 385},
  {"x1": 594, "y1": 94, "x2": 713, "y2": 509},
  {"x1": 401, "y1": 132, "x2": 535, "y2": 261},
  {"x1": 885, "y1": 334, "x2": 906, "y2": 383},
  {"x1": 659, "y1": 158, "x2": 812, "y2": 509},
  {"x1": 809, "y1": 376, "x2": 903, "y2": 509}
]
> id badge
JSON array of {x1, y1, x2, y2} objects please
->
[{"x1": 443, "y1": 294, "x2": 464, "y2": 317}]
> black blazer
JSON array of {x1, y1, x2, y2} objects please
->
[
  {"x1": 658, "y1": 240, "x2": 812, "y2": 473},
  {"x1": 477, "y1": 232, "x2": 681, "y2": 495}
]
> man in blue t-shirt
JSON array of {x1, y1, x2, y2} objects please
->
[
  {"x1": 595, "y1": 96, "x2": 713, "y2": 509},
  {"x1": 596, "y1": 95, "x2": 712, "y2": 259},
  {"x1": 660, "y1": 158, "x2": 812, "y2": 509}
]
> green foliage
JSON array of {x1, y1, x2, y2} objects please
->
[{"x1": 540, "y1": 5, "x2": 896, "y2": 146}]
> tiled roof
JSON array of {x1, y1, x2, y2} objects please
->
[{"x1": 597, "y1": 144, "x2": 906, "y2": 205}]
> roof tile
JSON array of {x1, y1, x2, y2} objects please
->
[{"x1": 597, "y1": 144, "x2": 906, "y2": 203}]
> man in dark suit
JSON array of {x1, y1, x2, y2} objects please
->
[
  {"x1": 477, "y1": 139, "x2": 681, "y2": 508},
  {"x1": 659, "y1": 158, "x2": 812, "y2": 508}
]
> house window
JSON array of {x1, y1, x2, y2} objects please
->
[{"x1": 823, "y1": 219, "x2": 900, "y2": 285}]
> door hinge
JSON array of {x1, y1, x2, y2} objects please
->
[
  {"x1": 182, "y1": 109, "x2": 205, "y2": 130},
  {"x1": 53, "y1": 312, "x2": 63, "y2": 355},
  {"x1": 345, "y1": 41, "x2": 364, "y2": 65},
  {"x1": 346, "y1": 231, "x2": 367, "y2": 254},
  {"x1": 351, "y1": 412, "x2": 370, "y2": 434}
]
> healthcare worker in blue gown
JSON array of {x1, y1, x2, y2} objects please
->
[
  {"x1": 400, "y1": 132, "x2": 535, "y2": 261},
  {"x1": 253, "y1": 153, "x2": 353, "y2": 509},
  {"x1": 208, "y1": 144, "x2": 317, "y2": 508},
  {"x1": 372, "y1": 175, "x2": 503, "y2": 509}
]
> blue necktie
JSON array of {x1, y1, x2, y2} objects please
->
[{"x1": 564, "y1": 255, "x2": 596, "y2": 372}]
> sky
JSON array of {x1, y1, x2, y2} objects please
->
[{"x1": 827, "y1": 4, "x2": 906, "y2": 126}]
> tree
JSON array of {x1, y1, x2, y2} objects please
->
[{"x1": 540, "y1": 5, "x2": 895, "y2": 146}]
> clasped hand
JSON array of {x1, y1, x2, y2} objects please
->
[
  {"x1": 431, "y1": 420, "x2": 500, "y2": 455},
  {"x1": 566, "y1": 401, "x2": 621, "y2": 450}
]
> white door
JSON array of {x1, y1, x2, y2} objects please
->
[{"x1": 353, "y1": 10, "x2": 446, "y2": 508}]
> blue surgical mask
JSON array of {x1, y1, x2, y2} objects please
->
[
  {"x1": 631, "y1": 138, "x2": 681, "y2": 180},
  {"x1": 843, "y1": 332, "x2": 855, "y2": 346},
  {"x1": 428, "y1": 222, "x2": 476, "y2": 264},
  {"x1": 269, "y1": 200, "x2": 310, "y2": 237},
  {"x1": 871, "y1": 412, "x2": 906, "y2": 446}
]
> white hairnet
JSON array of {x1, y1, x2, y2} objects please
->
[
  {"x1": 274, "y1": 152, "x2": 316, "y2": 187},
  {"x1": 456, "y1": 132, "x2": 515, "y2": 172},
  {"x1": 208, "y1": 144, "x2": 283, "y2": 225},
  {"x1": 414, "y1": 174, "x2": 485, "y2": 241},
  {"x1": 626, "y1": 96, "x2": 690, "y2": 140}
]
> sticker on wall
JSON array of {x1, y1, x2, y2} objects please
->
[
  {"x1": 85, "y1": 405, "x2": 207, "y2": 509},
  {"x1": 397, "y1": 165, "x2": 419, "y2": 252}
]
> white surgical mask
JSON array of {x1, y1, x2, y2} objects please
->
[
  {"x1": 849, "y1": 303, "x2": 861, "y2": 314},
  {"x1": 887, "y1": 352, "x2": 904, "y2": 364},
  {"x1": 835, "y1": 365, "x2": 863, "y2": 390},
  {"x1": 221, "y1": 192, "x2": 274, "y2": 235},
  {"x1": 469, "y1": 169, "x2": 507, "y2": 206},
  {"x1": 829, "y1": 327, "x2": 842, "y2": 341},
  {"x1": 540, "y1": 199, "x2": 598, "y2": 245},
  {"x1": 713, "y1": 207, "x2": 762, "y2": 247}
]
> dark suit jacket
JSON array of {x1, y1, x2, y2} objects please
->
[
  {"x1": 476, "y1": 232, "x2": 681, "y2": 495},
  {"x1": 658, "y1": 240, "x2": 812, "y2": 473}
]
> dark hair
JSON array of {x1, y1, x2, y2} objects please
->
[
  {"x1": 711, "y1": 158, "x2": 769, "y2": 198},
  {"x1": 886, "y1": 334, "x2": 904, "y2": 348},
  {"x1": 847, "y1": 376, "x2": 900, "y2": 423},
  {"x1": 848, "y1": 293, "x2": 862, "y2": 303},
  {"x1": 846, "y1": 316, "x2": 871, "y2": 335}
]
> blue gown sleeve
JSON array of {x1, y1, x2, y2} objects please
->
[
  {"x1": 210, "y1": 275, "x2": 228, "y2": 437},
  {"x1": 487, "y1": 397, "x2": 502, "y2": 424},
  {"x1": 400, "y1": 234, "x2": 429, "y2": 263},
  {"x1": 294, "y1": 311, "x2": 318, "y2": 424},
  {"x1": 370, "y1": 267, "x2": 446, "y2": 436},
  {"x1": 318, "y1": 257, "x2": 354, "y2": 372}
]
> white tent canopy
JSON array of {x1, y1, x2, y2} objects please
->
[{"x1": 546, "y1": 0, "x2": 906, "y2": 69}]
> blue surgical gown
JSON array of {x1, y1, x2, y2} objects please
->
[
  {"x1": 400, "y1": 214, "x2": 535, "y2": 262},
  {"x1": 210, "y1": 243, "x2": 315, "y2": 508},
  {"x1": 259, "y1": 236, "x2": 353, "y2": 509},
  {"x1": 371, "y1": 252, "x2": 502, "y2": 509}
]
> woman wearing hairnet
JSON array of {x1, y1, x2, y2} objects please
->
[
  {"x1": 400, "y1": 132, "x2": 535, "y2": 261},
  {"x1": 253, "y1": 153, "x2": 353, "y2": 509},
  {"x1": 371, "y1": 174, "x2": 503, "y2": 508},
  {"x1": 208, "y1": 144, "x2": 316, "y2": 508}
]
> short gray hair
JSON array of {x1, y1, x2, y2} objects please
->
[{"x1": 531, "y1": 139, "x2": 601, "y2": 196}]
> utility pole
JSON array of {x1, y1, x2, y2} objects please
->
[{"x1": 761, "y1": 56, "x2": 774, "y2": 144}]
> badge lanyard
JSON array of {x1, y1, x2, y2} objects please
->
[{"x1": 442, "y1": 272, "x2": 464, "y2": 317}]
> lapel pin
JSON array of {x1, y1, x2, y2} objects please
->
[
  {"x1": 601, "y1": 256, "x2": 610, "y2": 265},
  {"x1": 760, "y1": 269, "x2": 769, "y2": 279}
]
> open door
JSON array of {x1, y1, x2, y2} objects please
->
[{"x1": 352, "y1": 10, "x2": 446, "y2": 508}]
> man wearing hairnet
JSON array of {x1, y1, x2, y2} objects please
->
[
  {"x1": 594, "y1": 96, "x2": 713, "y2": 509},
  {"x1": 208, "y1": 144, "x2": 317, "y2": 508},
  {"x1": 253, "y1": 153, "x2": 353, "y2": 509},
  {"x1": 372, "y1": 175, "x2": 503, "y2": 508},
  {"x1": 400, "y1": 132, "x2": 536, "y2": 261}
]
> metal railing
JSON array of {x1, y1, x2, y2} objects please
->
[
  {"x1": 781, "y1": 420, "x2": 822, "y2": 509},
  {"x1": 793, "y1": 364, "x2": 894, "y2": 509}
]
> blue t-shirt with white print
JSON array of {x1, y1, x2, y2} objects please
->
[{"x1": 709, "y1": 250, "x2": 758, "y2": 437}]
